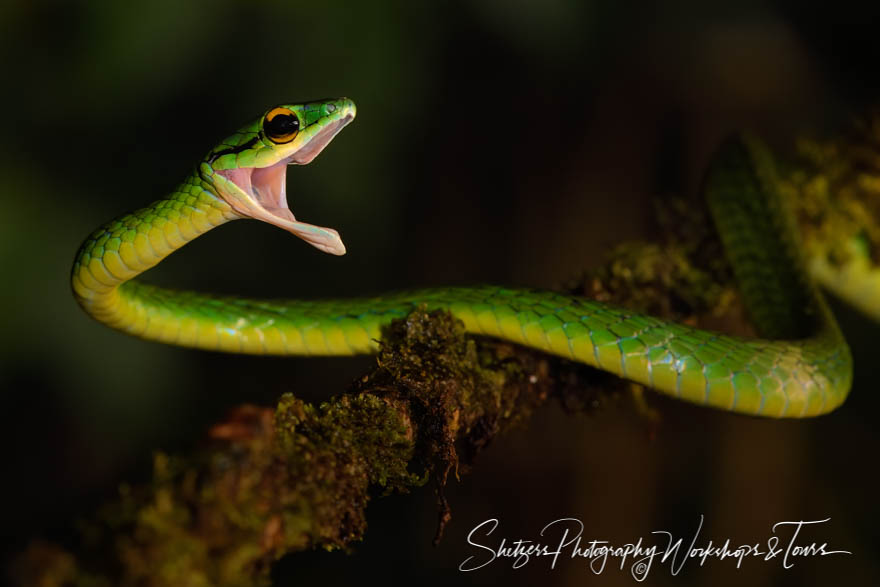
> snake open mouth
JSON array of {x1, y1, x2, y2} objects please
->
[{"x1": 216, "y1": 115, "x2": 353, "y2": 255}]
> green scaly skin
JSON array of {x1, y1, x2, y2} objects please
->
[{"x1": 71, "y1": 98, "x2": 852, "y2": 418}]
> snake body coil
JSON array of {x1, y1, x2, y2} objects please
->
[{"x1": 71, "y1": 98, "x2": 852, "y2": 418}]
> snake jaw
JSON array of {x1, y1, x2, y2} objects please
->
[
  {"x1": 250, "y1": 156, "x2": 347, "y2": 255},
  {"x1": 289, "y1": 116, "x2": 352, "y2": 165},
  {"x1": 213, "y1": 107, "x2": 355, "y2": 256},
  {"x1": 218, "y1": 160, "x2": 346, "y2": 255}
]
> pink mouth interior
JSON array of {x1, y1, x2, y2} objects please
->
[
  {"x1": 252, "y1": 159, "x2": 293, "y2": 220},
  {"x1": 214, "y1": 114, "x2": 353, "y2": 255},
  {"x1": 290, "y1": 118, "x2": 349, "y2": 165},
  {"x1": 219, "y1": 116, "x2": 352, "y2": 222}
]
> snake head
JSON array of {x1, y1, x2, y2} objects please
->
[{"x1": 202, "y1": 98, "x2": 356, "y2": 255}]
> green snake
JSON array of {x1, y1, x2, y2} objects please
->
[{"x1": 71, "y1": 97, "x2": 852, "y2": 418}]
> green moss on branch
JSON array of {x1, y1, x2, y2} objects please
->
[
  {"x1": 20, "y1": 114, "x2": 880, "y2": 587},
  {"x1": 11, "y1": 308, "x2": 615, "y2": 587}
]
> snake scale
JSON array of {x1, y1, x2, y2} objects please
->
[{"x1": 71, "y1": 98, "x2": 852, "y2": 418}]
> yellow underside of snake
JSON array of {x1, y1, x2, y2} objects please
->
[{"x1": 71, "y1": 98, "x2": 853, "y2": 418}]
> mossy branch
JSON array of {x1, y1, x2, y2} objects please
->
[
  {"x1": 12, "y1": 117, "x2": 880, "y2": 586},
  {"x1": 11, "y1": 307, "x2": 625, "y2": 587}
]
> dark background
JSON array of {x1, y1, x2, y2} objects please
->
[{"x1": 1, "y1": 1, "x2": 878, "y2": 585}]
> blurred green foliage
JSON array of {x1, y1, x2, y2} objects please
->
[{"x1": 1, "y1": 1, "x2": 879, "y2": 585}]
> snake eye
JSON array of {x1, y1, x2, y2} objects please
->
[{"x1": 263, "y1": 107, "x2": 300, "y2": 144}]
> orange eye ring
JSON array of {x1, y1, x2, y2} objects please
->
[{"x1": 263, "y1": 107, "x2": 300, "y2": 144}]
